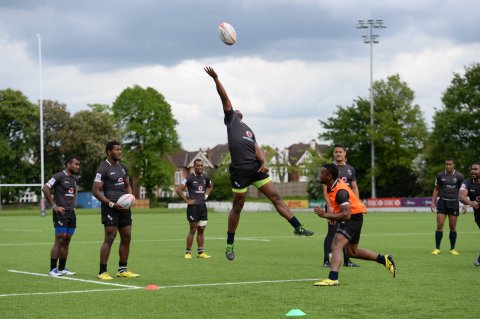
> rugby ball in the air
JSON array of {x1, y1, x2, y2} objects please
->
[
  {"x1": 219, "y1": 22, "x2": 236, "y2": 45},
  {"x1": 117, "y1": 194, "x2": 136, "y2": 209}
]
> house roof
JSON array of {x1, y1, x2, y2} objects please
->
[
  {"x1": 209, "y1": 144, "x2": 229, "y2": 166},
  {"x1": 287, "y1": 142, "x2": 328, "y2": 165}
]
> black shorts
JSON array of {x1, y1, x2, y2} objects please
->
[
  {"x1": 336, "y1": 213, "x2": 364, "y2": 244},
  {"x1": 187, "y1": 204, "x2": 208, "y2": 222},
  {"x1": 229, "y1": 162, "x2": 271, "y2": 193},
  {"x1": 52, "y1": 209, "x2": 76, "y2": 228},
  {"x1": 101, "y1": 204, "x2": 132, "y2": 228},
  {"x1": 436, "y1": 198, "x2": 459, "y2": 216},
  {"x1": 475, "y1": 212, "x2": 480, "y2": 229}
]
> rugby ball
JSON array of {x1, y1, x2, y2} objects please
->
[
  {"x1": 219, "y1": 22, "x2": 236, "y2": 45},
  {"x1": 117, "y1": 194, "x2": 135, "y2": 209}
]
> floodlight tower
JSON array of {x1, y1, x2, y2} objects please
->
[
  {"x1": 356, "y1": 19, "x2": 386, "y2": 199},
  {"x1": 37, "y1": 34, "x2": 46, "y2": 216}
]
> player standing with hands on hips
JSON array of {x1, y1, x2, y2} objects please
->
[
  {"x1": 430, "y1": 158, "x2": 464, "y2": 255},
  {"x1": 176, "y1": 159, "x2": 214, "y2": 259},
  {"x1": 93, "y1": 141, "x2": 139, "y2": 280},
  {"x1": 43, "y1": 155, "x2": 81, "y2": 277},
  {"x1": 204, "y1": 66, "x2": 314, "y2": 262}
]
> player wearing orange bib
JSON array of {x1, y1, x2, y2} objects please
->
[{"x1": 313, "y1": 163, "x2": 396, "y2": 286}]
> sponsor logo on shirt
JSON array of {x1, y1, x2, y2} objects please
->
[
  {"x1": 115, "y1": 177, "x2": 125, "y2": 186},
  {"x1": 242, "y1": 130, "x2": 254, "y2": 143}
]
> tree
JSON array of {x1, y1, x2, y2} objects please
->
[
  {"x1": 320, "y1": 74, "x2": 428, "y2": 198},
  {"x1": 263, "y1": 145, "x2": 289, "y2": 183},
  {"x1": 0, "y1": 89, "x2": 39, "y2": 203},
  {"x1": 427, "y1": 63, "x2": 480, "y2": 181},
  {"x1": 208, "y1": 154, "x2": 232, "y2": 201},
  {"x1": 112, "y1": 86, "x2": 180, "y2": 203},
  {"x1": 42, "y1": 100, "x2": 71, "y2": 176},
  {"x1": 64, "y1": 110, "x2": 118, "y2": 191},
  {"x1": 306, "y1": 151, "x2": 329, "y2": 199}
]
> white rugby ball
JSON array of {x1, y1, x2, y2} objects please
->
[
  {"x1": 117, "y1": 194, "x2": 136, "y2": 209},
  {"x1": 218, "y1": 22, "x2": 236, "y2": 45}
]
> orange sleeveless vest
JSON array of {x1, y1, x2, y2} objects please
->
[{"x1": 327, "y1": 179, "x2": 366, "y2": 214}]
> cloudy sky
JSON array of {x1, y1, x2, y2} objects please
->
[{"x1": 1, "y1": 0, "x2": 479, "y2": 151}]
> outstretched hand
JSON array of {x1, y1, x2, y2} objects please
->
[{"x1": 204, "y1": 66, "x2": 218, "y2": 79}]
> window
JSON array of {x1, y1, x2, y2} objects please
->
[{"x1": 175, "y1": 170, "x2": 182, "y2": 185}]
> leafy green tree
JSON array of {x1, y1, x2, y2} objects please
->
[
  {"x1": 208, "y1": 154, "x2": 232, "y2": 201},
  {"x1": 112, "y1": 86, "x2": 180, "y2": 203},
  {"x1": 427, "y1": 63, "x2": 480, "y2": 181},
  {"x1": 64, "y1": 110, "x2": 118, "y2": 191},
  {"x1": 42, "y1": 100, "x2": 71, "y2": 176},
  {"x1": 320, "y1": 74, "x2": 428, "y2": 198},
  {"x1": 263, "y1": 145, "x2": 289, "y2": 183},
  {"x1": 306, "y1": 152, "x2": 329, "y2": 199},
  {"x1": 0, "y1": 89, "x2": 39, "y2": 203}
]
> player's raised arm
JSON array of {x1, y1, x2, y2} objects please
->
[{"x1": 204, "y1": 66, "x2": 232, "y2": 112}]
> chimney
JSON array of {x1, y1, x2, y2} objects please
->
[
  {"x1": 309, "y1": 139, "x2": 316, "y2": 149},
  {"x1": 206, "y1": 147, "x2": 213, "y2": 161}
]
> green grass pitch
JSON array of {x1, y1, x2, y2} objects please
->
[{"x1": 0, "y1": 208, "x2": 479, "y2": 318}]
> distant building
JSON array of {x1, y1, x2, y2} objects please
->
[{"x1": 269, "y1": 139, "x2": 328, "y2": 183}]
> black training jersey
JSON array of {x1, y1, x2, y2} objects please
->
[
  {"x1": 45, "y1": 170, "x2": 78, "y2": 210},
  {"x1": 435, "y1": 170, "x2": 464, "y2": 200},
  {"x1": 224, "y1": 109, "x2": 257, "y2": 164},
  {"x1": 181, "y1": 173, "x2": 212, "y2": 205},
  {"x1": 94, "y1": 160, "x2": 129, "y2": 202},
  {"x1": 460, "y1": 178, "x2": 480, "y2": 214},
  {"x1": 335, "y1": 163, "x2": 356, "y2": 188}
]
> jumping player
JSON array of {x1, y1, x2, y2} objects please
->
[
  {"x1": 43, "y1": 155, "x2": 80, "y2": 277},
  {"x1": 204, "y1": 66, "x2": 314, "y2": 261}
]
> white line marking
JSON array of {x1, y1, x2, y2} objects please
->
[
  {"x1": 0, "y1": 231, "x2": 478, "y2": 247},
  {"x1": 158, "y1": 278, "x2": 320, "y2": 289},
  {"x1": 0, "y1": 287, "x2": 136, "y2": 298},
  {"x1": 7, "y1": 270, "x2": 143, "y2": 289},
  {"x1": 0, "y1": 275, "x2": 320, "y2": 298},
  {"x1": 3, "y1": 229, "x2": 43, "y2": 232}
]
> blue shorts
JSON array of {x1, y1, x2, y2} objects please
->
[{"x1": 55, "y1": 226, "x2": 76, "y2": 237}]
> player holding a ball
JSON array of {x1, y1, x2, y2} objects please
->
[
  {"x1": 314, "y1": 163, "x2": 396, "y2": 286},
  {"x1": 92, "y1": 141, "x2": 139, "y2": 280},
  {"x1": 204, "y1": 66, "x2": 314, "y2": 261}
]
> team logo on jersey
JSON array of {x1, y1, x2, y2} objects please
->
[
  {"x1": 198, "y1": 186, "x2": 204, "y2": 191},
  {"x1": 342, "y1": 177, "x2": 348, "y2": 183},
  {"x1": 118, "y1": 178, "x2": 124, "y2": 183},
  {"x1": 68, "y1": 188, "x2": 74, "y2": 194},
  {"x1": 246, "y1": 130, "x2": 253, "y2": 138}
]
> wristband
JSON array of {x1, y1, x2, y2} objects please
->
[
  {"x1": 205, "y1": 195, "x2": 209, "y2": 200},
  {"x1": 108, "y1": 202, "x2": 114, "y2": 208},
  {"x1": 52, "y1": 204, "x2": 57, "y2": 209}
]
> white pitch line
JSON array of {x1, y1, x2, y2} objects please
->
[
  {"x1": 1, "y1": 231, "x2": 478, "y2": 247},
  {"x1": 7, "y1": 270, "x2": 143, "y2": 289},
  {"x1": 158, "y1": 278, "x2": 320, "y2": 289},
  {"x1": 0, "y1": 287, "x2": 137, "y2": 298},
  {"x1": 0, "y1": 237, "x2": 271, "y2": 247},
  {"x1": 3, "y1": 229, "x2": 43, "y2": 232}
]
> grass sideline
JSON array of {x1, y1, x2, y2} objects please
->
[{"x1": 0, "y1": 208, "x2": 479, "y2": 318}]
